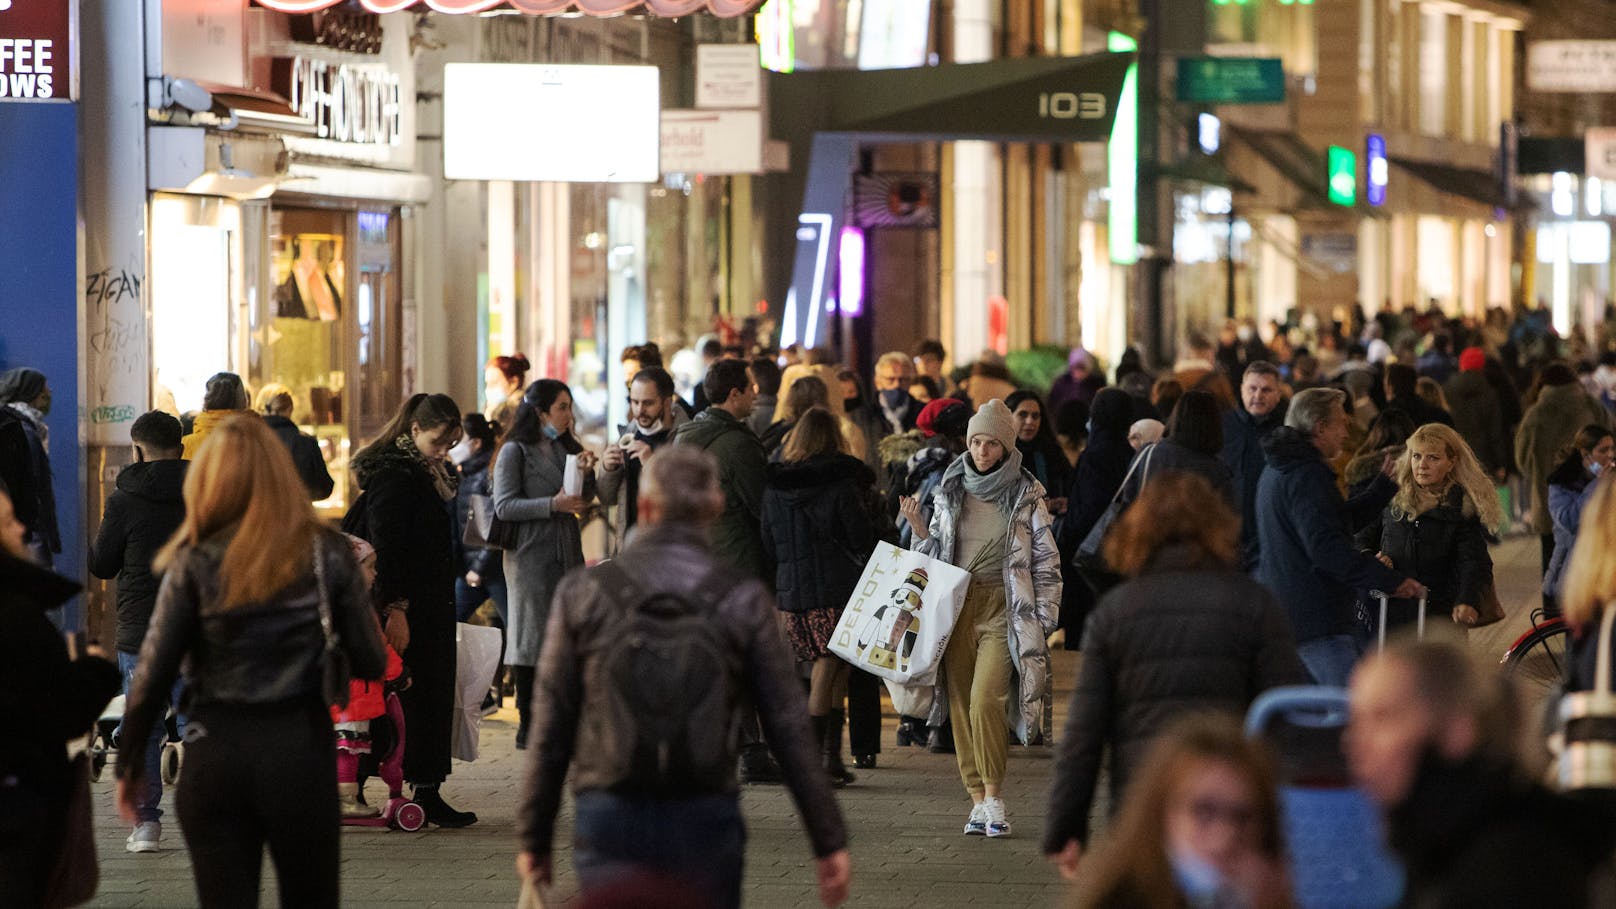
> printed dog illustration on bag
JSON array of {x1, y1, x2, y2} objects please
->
[{"x1": 853, "y1": 567, "x2": 929, "y2": 672}]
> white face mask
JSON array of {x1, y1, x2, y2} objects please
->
[
  {"x1": 448, "y1": 439, "x2": 474, "y2": 466},
  {"x1": 1236, "y1": 326, "x2": 1254, "y2": 342}
]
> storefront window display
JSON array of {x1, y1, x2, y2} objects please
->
[{"x1": 247, "y1": 204, "x2": 402, "y2": 515}]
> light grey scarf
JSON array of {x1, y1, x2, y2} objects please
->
[{"x1": 948, "y1": 448, "x2": 1026, "y2": 516}]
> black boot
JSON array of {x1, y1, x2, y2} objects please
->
[
  {"x1": 896, "y1": 715, "x2": 924, "y2": 747},
  {"x1": 928, "y1": 720, "x2": 956, "y2": 754},
  {"x1": 515, "y1": 711, "x2": 530, "y2": 751},
  {"x1": 413, "y1": 784, "x2": 478, "y2": 828},
  {"x1": 823, "y1": 709, "x2": 856, "y2": 787},
  {"x1": 738, "y1": 744, "x2": 784, "y2": 784}
]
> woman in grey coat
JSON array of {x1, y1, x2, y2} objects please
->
[
  {"x1": 493, "y1": 379, "x2": 596, "y2": 749},
  {"x1": 899, "y1": 399, "x2": 1062, "y2": 840}
]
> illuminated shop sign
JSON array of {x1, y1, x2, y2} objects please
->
[
  {"x1": 1366, "y1": 133, "x2": 1387, "y2": 206},
  {"x1": 0, "y1": 0, "x2": 73, "y2": 101},
  {"x1": 270, "y1": 56, "x2": 402, "y2": 145}
]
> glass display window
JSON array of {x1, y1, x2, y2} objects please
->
[{"x1": 150, "y1": 194, "x2": 243, "y2": 418}]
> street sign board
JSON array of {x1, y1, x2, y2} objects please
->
[
  {"x1": 696, "y1": 44, "x2": 762, "y2": 109},
  {"x1": 1587, "y1": 128, "x2": 1616, "y2": 181},
  {"x1": 1175, "y1": 56, "x2": 1284, "y2": 104},
  {"x1": 1528, "y1": 41, "x2": 1616, "y2": 93},
  {"x1": 661, "y1": 109, "x2": 764, "y2": 175}
]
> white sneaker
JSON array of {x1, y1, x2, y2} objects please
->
[
  {"x1": 983, "y1": 797, "x2": 1012, "y2": 838},
  {"x1": 963, "y1": 802, "x2": 988, "y2": 836},
  {"x1": 126, "y1": 821, "x2": 161, "y2": 853}
]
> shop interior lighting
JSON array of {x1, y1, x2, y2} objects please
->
[
  {"x1": 1197, "y1": 113, "x2": 1220, "y2": 155},
  {"x1": 799, "y1": 212, "x2": 834, "y2": 349},
  {"x1": 1551, "y1": 171, "x2": 1575, "y2": 218},
  {"x1": 1588, "y1": 176, "x2": 1603, "y2": 217},
  {"x1": 838, "y1": 227, "x2": 865, "y2": 317}
]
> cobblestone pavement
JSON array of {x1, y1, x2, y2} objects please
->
[{"x1": 83, "y1": 535, "x2": 1550, "y2": 908}]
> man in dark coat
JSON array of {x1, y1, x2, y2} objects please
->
[
  {"x1": 1255, "y1": 388, "x2": 1423, "y2": 685},
  {"x1": 1219, "y1": 361, "x2": 1288, "y2": 571},
  {"x1": 88, "y1": 411, "x2": 189, "y2": 851},
  {"x1": 255, "y1": 385, "x2": 335, "y2": 501},
  {"x1": 0, "y1": 493, "x2": 120, "y2": 903},
  {"x1": 1444, "y1": 347, "x2": 1507, "y2": 480},
  {"x1": 1350, "y1": 641, "x2": 1616, "y2": 909}
]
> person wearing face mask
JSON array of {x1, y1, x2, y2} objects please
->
[
  {"x1": 494, "y1": 380, "x2": 598, "y2": 752},
  {"x1": 1541, "y1": 425, "x2": 1614, "y2": 607},
  {"x1": 1347, "y1": 641, "x2": 1616, "y2": 909},
  {"x1": 348, "y1": 393, "x2": 475, "y2": 827},
  {"x1": 0, "y1": 366, "x2": 60, "y2": 566},
  {"x1": 1355, "y1": 424, "x2": 1503, "y2": 632},
  {"x1": 1069, "y1": 715, "x2": 1294, "y2": 909},
  {"x1": 484, "y1": 353, "x2": 531, "y2": 429},
  {"x1": 598, "y1": 367, "x2": 687, "y2": 556},
  {"x1": 898, "y1": 399, "x2": 1062, "y2": 837}
]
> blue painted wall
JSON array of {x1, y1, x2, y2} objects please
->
[{"x1": 0, "y1": 102, "x2": 83, "y2": 626}]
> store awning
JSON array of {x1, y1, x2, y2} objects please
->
[
  {"x1": 1150, "y1": 157, "x2": 1255, "y2": 194},
  {"x1": 200, "y1": 83, "x2": 317, "y2": 136},
  {"x1": 1389, "y1": 156, "x2": 1518, "y2": 210},
  {"x1": 252, "y1": 0, "x2": 760, "y2": 16},
  {"x1": 1224, "y1": 125, "x2": 1383, "y2": 215}
]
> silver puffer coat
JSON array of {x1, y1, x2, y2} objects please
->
[{"x1": 914, "y1": 461, "x2": 1062, "y2": 743}]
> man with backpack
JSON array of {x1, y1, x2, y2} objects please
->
[{"x1": 516, "y1": 446, "x2": 850, "y2": 909}]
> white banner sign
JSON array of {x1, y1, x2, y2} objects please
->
[
  {"x1": 1528, "y1": 41, "x2": 1616, "y2": 93},
  {"x1": 695, "y1": 44, "x2": 761, "y2": 109},
  {"x1": 1587, "y1": 128, "x2": 1616, "y2": 181},
  {"x1": 660, "y1": 109, "x2": 763, "y2": 175}
]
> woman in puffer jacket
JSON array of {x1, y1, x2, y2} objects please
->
[
  {"x1": 899, "y1": 399, "x2": 1061, "y2": 839},
  {"x1": 761, "y1": 407, "x2": 877, "y2": 789},
  {"x1": 1355, "y1": 423, "x2": 1503, "y2": 632},
  {"x1": 1542, "y1": 425, "x2": 1614, "y2": 606}
]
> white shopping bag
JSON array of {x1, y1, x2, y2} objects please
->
[
  {"x1": 884, "y1": 678, "x2": 935, "y2": 719},
  {"x1": 563, "y1": 454, "x2": 583, "y2": 496},
  {"x1": 829, "y1": 541, "x2": 971, "y2": 686},
  {"x1": 451, "y1": 622, "x2": 503, "y2": 762}
]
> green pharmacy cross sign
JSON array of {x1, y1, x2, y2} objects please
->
[{"x1": 1175, "y1": 57, "x2": 1285, "y2": 104}]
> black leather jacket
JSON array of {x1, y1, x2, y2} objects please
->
[{"x1": 116, "y1": 527, "x2": 386, "y2": 783}]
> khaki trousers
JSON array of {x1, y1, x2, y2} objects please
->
[{"x1": 943, "y1": 582, "x2": 1011, "y2": 795}]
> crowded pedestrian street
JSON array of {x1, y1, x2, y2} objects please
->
[{"x1": 79, "y1": 536, "x2": 1551, "y2": 908}]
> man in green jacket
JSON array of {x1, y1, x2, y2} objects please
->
[{"x1": 672, "y1": 357, "x2": 770, "y2": 583}]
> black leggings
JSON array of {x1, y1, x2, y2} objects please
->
[
  {"x1": 513, "y1": 664, "x2": 536, "y2": 726},
  {"x1": 176, "y1": 703, "x2": 339, "y2": 908}
]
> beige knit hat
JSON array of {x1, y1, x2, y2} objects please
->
[{"x1": 966, "y1": 398, "x2": 1017, "y2": 452}]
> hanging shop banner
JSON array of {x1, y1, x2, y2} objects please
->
[
  {"x1": 1586, "y1": 128, "x2": 1616, "y2": 181},
  {"x1": 1527, "y1": 41, "x2": 1616, "y2": 93},
  {"x1": 0, "y1": 0, "x2": 74, "y2": 101},
  {"x1": 661, "y1": 109, "x2": 763, "y2": 175}
]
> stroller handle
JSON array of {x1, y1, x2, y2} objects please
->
[{"x1": 1245, "y1": 685, "x2": 1351, "y2": 737}]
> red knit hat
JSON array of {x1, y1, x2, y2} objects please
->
[
  {"x1": 1458, "y1": 347, "x2": 1486, "y2": 373},
  {"x1": 916, "y1": 398, "x2": 967, "y2": 437}
]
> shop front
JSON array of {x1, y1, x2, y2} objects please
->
[{"x1": 146, "y1": 5, "x2": 424, "y2": 516}]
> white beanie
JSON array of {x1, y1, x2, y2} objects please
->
[{"x1": 967, "y1": 399, "x2": 1018, "y2": 452}]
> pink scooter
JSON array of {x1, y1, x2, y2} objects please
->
[{"x1": 342, "y1": 692, "x2": 426, "y2": 831}]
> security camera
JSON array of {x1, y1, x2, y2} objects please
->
[{"x1": 168, "y1": 78, "x2": 213, "y2": 114}]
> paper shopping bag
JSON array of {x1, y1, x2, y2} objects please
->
[
  {"x1": 830, "y1": 541, "x2": 971, "y2": 686},
  {"x1": 563, "y1": 454, "x2": 583, "y2": 496},
  {"x1": 451, "y1": 622, "x2": 503, "y2": 762}
]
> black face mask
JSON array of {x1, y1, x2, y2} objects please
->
[{"x1": 844, "y1": 396, "x2": 862, "y2": 411}]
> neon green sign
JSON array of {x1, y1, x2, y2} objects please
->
[
  {"x1": 1108, "y1": 32, "x2": 1138, "y2": 265},
  {"x1": 1327, "y1": 145, "x2": 1357, "y2": 206}
]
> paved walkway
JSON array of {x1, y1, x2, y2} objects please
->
[{"x1": 83, "y1": 535, "x2": 1551, "y2": 908}]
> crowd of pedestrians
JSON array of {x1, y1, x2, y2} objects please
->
[{"x1": 8, "y1": 298, "x2": 1616, "y2": 907}]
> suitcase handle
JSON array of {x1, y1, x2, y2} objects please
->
[
  {"x1": 1367, "y1": 590, "x2": 1428, "y2": 651},
  {"x1": 1244, "y1": 685, "x2": 1351, "y2": 737}
]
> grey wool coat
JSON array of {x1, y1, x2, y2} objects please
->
[
  {"x1": 493, "y1": 438, "x2": 586, "y2": 666},
  {"x1": 914, "y1": 463, "x2": 1063, "y2": 744}
]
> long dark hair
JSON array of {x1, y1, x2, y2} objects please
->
[
  {"x1": 356, "y1": 393, "x2": 460, "y2": 463},
  {"x1": 1004, "y1": 389, "x2": 1056, "y2": 447},
  {"x1": 1164, "y1": 389, "x2": 1223, "y2": 455},
  {"x1": 503, "y1": 379, "x2": 573, "y2": 447}
]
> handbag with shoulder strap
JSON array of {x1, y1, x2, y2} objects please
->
[
  {"x1": 1074, "y1": 443, "x2": 1156, "y2": 574},
  {"x1": 41, "y1": 750, "x2": 97, "y2": 908},
  {"x1": 312, "y1": 535, "x2": 351, "y2": 710}
]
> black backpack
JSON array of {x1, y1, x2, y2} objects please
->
[{"x1": 586, "y1": 561, "x2": 742, "y2": 796}]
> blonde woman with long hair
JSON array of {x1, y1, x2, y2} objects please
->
[
  {"x1": 1560, "y1": 472, "x2": 1616, "y2": 693},
  {"x1": 1354, "y1": 423, "x2": 1503, "y2": 630},
  {"x1": 116, "y1": 416, "x2": 385, "y2": 908}
]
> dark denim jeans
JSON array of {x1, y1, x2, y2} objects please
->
[
  {"x1": 573, "y1": 791, "x2": 745, "y2": 909},
  {"x1": 454, "y1": 573, "x2": 508, "y2": 625},
  {"x1": 1297, "y1": 634, "x2": 1362, "y2": 688},
  {"x1": 115, "y1": 651, "x2": 185, "y2": 823}
]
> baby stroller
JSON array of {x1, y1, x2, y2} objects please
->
[
  {"x1": 88, "y1": 694, "x2": 184, "y2": 785},
  {"x1": 343, "y1": 689, "x2": 425, "y2": 832},
  {"x1": 1245, "y1": 686, "x2": 1404, "y2": 909}
]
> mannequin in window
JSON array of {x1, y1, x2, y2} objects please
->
[{"x1": 276, "y1": 238, "x2": 343, "y2": 321}]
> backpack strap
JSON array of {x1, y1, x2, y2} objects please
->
[{"x1": 591, "y1": 559, "x2": 736, "y2": 615}]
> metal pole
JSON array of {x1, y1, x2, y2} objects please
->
[{"x1": 1227, "y1": 203, "x2": 1237, "y2": 319}]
